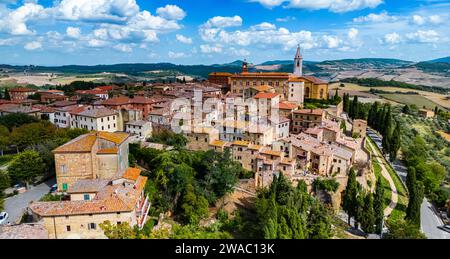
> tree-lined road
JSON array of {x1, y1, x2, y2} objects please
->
[{"x1": 367, "y1": 128, "x2": 450, "y2": 239}]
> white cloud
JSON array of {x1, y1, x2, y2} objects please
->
[
  {"x1": 200, "y1": 44, "x2": 222, "y2": 54},
  {"x1": 229, "y1": 47, "x2": 250, "y2": 57},
  {"x1": 429, "y1": 15, "x2": 443, "y2": 25},
  {"x1": 412, "y1": 15, "x2": 425, "y2": 25},
  {"x1": 251, "y1": 22, "x2": 276, "y2": 31},
  {"x1": 276, "y1": 16, "x2": 296, "y2": 22},
  {"x1": 406, "y1": 30, "x2": 439, "y2": 43},
  {"x1": 54, "y1": 0, "x2": 139, "y2": 23},
  {"x1": 252, "y1": 0, "x2": 383, "y2": 13},
  {"x1": 24, "y1": 41, "x2": 42, "y2": 50},
  {"x1": 88, "y1": 38, "x2": 108, "y2": 47},
  {"x1": 66, "y1": 26, "x2": 81, "y2": 39},
  {"x1": 0, "y1": 2, "x2": 45, "y2": 35},
  {"x1": 203, "y1": 15, "x2": 243, "y2": 28},
  {"x1": 156, "y1": 5, "x2": 186, "y2": 20},
  {"x1": 113, "y1": 43, "x2": 132, "y2": 52},
  {"x1": 176, "y1": 34, "x2": 192, "y2": 44},
  {"x1": 322, "y1": 35, "x2": 341, "y2": 48},
  {"x1": 0, "y1": 38, "x2": 16, "y2": 46},
  {"x1": 353, "y1": 11, "x2": 397, "y2": 23},
  {"x1": 383, "y1": 33, "x2": 401, "y2": 44},
  {"x1": 348, "y1": 28, "x2": 359, "y2": 40},
  {"x1": 168, "y1": 51, "x2": 188, "y2": 59}
]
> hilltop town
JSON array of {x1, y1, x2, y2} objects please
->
[{"x1": 0, "y1": 47, "x2": 449, "y2": 240}]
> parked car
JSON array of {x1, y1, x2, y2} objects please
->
[
  {"x1": 438, "y1": 225, "x2": 450, "y2": 234},
  {"x1": 49, "y1": 184, "x2": 58, "y2": 193},
  {"x1": 0, "y1": 212, "x2": 9, "y2": 225}
]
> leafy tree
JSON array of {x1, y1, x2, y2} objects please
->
[
  {"x1": 100, "y1": 221, "x2": 137, "y2": 239},
  {"x1": 307, "y1": 201, "x2": 333, "y2": 239},
  {"x1": 7, "y1": 150, "x2": 45, "y2": 187},
  {"x1": 385, "y1": 219, "x2": 426, "y2": 239},
  {"x1": 342, "y1": 169, "x2": 359, "y2": 225},
  {"x1": 10, "y1": 121, "x2": 57, "y2": 150},
  {"x1": 0, "y1": 170, "x2": 10, "y2": 191},
  {"x1": 402, "y1": 105, "x2": 410, "y2": 114},
  {"x1": 179, "y1": 183, "x2": 209, "y2": 225},
  {"x1": 0, "y1": 113, "x2": 39, "y2": 131},
  {"x1": 0, "y1": 125, "x2": 9, "y2": 156}
]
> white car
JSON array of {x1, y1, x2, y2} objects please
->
[{"x1": 0, "y1": 212, "x2": 9, "y2": 225}]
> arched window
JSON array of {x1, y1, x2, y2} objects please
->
[{"x1": 305, "y1": 87, "x2": 310, "y2": 98}]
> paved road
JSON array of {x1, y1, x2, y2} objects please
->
[
  {"x1": 367, "y1": 128, "x2": 450, "y2": 239},
  {"x1": 3, "y1": 178, "x2": 55, "y2": 224}
]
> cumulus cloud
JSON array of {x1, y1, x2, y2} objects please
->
[
  {"x1": 0, "y1": 2, "x2": 46, "y2": 35},
  {"x1": 54, "y1": 0, "x2": 139, "y2": 23},
  {"x1": 168, "y1": 51, "x2": 188, "y2": 59},
  {"x1": 348, "y1": 28, "x2": 359, "y2": 40},
  {"x1": 113, "y1": 43, "x2": 133, "y2": 52},
  {"x1": 353, "y1": 11, "x2": 397, "y2": 23},
  {"x1": 156, "y1": 5, "x2": 186, "y2": 20},
  {"x1": 251, "y1": 22, "x2": 276, "y2": 31},
  {"x1": 200, "y1": 44, "x2": 222, "y2": 54},
  {"x1": 383, "y1": 33, "x2": 401, "y2": 44},
  {"x1": 412, "y1": 15, "x2": 425, "y2": 25},
  {"x1": 24, "y1": 41, "x2": 42, "y2": 50},
  {"x1": 252, "y1": 0, "x2": 383, "y2": 13},
  {"x1": 66, "y1": 26, "x2": 81, "y2": 39},
  {"x1": 322, "y1": 35, "x2": 341, "y2": 48},
  {"x1": 203, "y1": 15, "x2": 243, "y2": 28},
  {"x1": 406, "y1": 30, "x2": 439, "y2": 43},
  {"x1": 176, "y1": 34, "x2": 192, "y2": 44}
]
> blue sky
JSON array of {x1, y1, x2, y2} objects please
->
[{"x1": 0, "y1": 0, "x2": 449, "y2": 65}]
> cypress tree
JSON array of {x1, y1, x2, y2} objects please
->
[
  {"x1": 361, "y1": 192, "x2": 376, "y2": 234},
  {"x1": 390, "y1": 121, "x2": 401, "y2": 161},
  {"x1": 373, "y1": 177, "x2": 385, "y2": 234},
  {"x1": 342, "y1": 169, "x2": 359, "y2": 225},
  {"x1": 350, "y1": 96, "x2": 359, "y2": 119},
  {"x1": 406, "y1": 169, "x2": 424, "y2": 227},
  {"x1": 4, "y1": 89, "x2": 10, "y2": 101}
]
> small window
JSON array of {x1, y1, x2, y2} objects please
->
[
  {"x1": 66, "y1": 226, "x2": 71, "y2": 232},
  {"x1": 84, "y1": 194, "x2": 90, "y2": 201},
  {"x1": 88, "y1": 223, "x2": 97, "y2": 230}
]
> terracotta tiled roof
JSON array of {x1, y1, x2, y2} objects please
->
[
  {"x1": 67, "y1": 179, "x2": 110, "y2": 194},
  {"x1": 123, "y1": 168, "x2": 141, "y2": 181},
  {"x1": 294, "y1": 109, "x2": 324, "y2": 116},
  {"x1": 30, "y1": 175, "x2": 148, "y2": 217},
  {"x1": 53, "y1": 134, "x2": 97, "y2": 153},
  {"x1": 209, "y1": 72, "x2": 233, "y2": 76},
  {"x1": 98, "y1": 132, "x2": 129, "y2": 144},
  {"x1": 210, "y1": 140, "x2": 227, "y2": 147},
  {"x1": 10, "y1": 87, "x2": 36, "y2": 92},
  {"x1": 232, "y1": 140, "x2": 250, "y2": 147},
  {"x1": 250, "y1": 85, "x2": 273, "y2": 92},
  {"x1": 261, "y1": 149, "x2": 283, "y2": 157},
  {"x1": 277, "y1": 102, "x2": 298, "y2": 110},
  {"x1": 254, "y1": 92, "x2": 279, "y2": 99},
  {"x1": 75, "y1": 108, "x2": 118, "y2": 118}
]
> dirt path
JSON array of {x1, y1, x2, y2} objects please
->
[{"x1": 367, "y1": 140, "x2": 399, "y2": 217}]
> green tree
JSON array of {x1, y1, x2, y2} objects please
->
[
  {"x1": 4, "y1": 88, "x2": 10, "y2": 100},
  {"x1": 402, "y1": 105, "x2": 410, "y2": 114},
  {"x1": 390, "y1": 121, "x2": 401, "y2": 161},
  {"x1": 360, "y1": 192, "x2": 376, "y2": 234},
  {"x1": 373, "y1": 177, "x2": 385, "y2": 234},
  {"x1": 0, "y1": 125, "x2": 9, "y2": 156},
  {"x1": 7, "y1": 150, "x2": 45, "y2": 188},
  {"x1": 100, "y1": 221, "x2": 137, "y2": 239},
  {"x1": 307, "y1": 201, "x2": 333, "y2": 239},
  {"x1": 405, "y1": 169, "x2": 424, "y2": 227},
  {"x1": 179, "y1": 183, "x2": 209, "y2": 225},
  {"x1": 342, "y1": 169, "x2": 359, "y2": 225},
  {"x1": 385, "y1": 219, "x2": 426, "y2": 239}
]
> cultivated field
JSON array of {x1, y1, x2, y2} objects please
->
[{"x1": 330, "y1": 83, "x2": 450, "y2": 110}]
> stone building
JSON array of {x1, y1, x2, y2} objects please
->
[
  {"x1": 292, "y1": 109, "x2": 325, "y2": 133},
  {"x1": 52, "y1": 132, "x2": 130, "y2": 192},
  {"x1": 352, "y1": 119, "x2": 367, "y2": 138}
]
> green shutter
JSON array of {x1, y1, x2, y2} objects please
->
[{"x1": 62, "y1": 183, "x2": 68, "y2": 191}]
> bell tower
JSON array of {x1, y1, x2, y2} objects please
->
[
  {"x1": 242, "y1": 59, "x2": 248, "y2": 73},
  {"x1": 293, "y1": 45, "x2": 303, "y2": 77}
]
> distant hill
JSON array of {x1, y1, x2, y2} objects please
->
[
  {"x1": 415, "y1": 61, "x2": 450, "y2": 75},
  {"x1": 319, "y1": 58, "x2": 413, "y2": 69},
  {"x1": 428, "y1": 56, "x2": 450, "y2": 64}
]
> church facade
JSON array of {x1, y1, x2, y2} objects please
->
[{"x1": 229, "y1": 47, "x2": 328, "y2": 102}]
